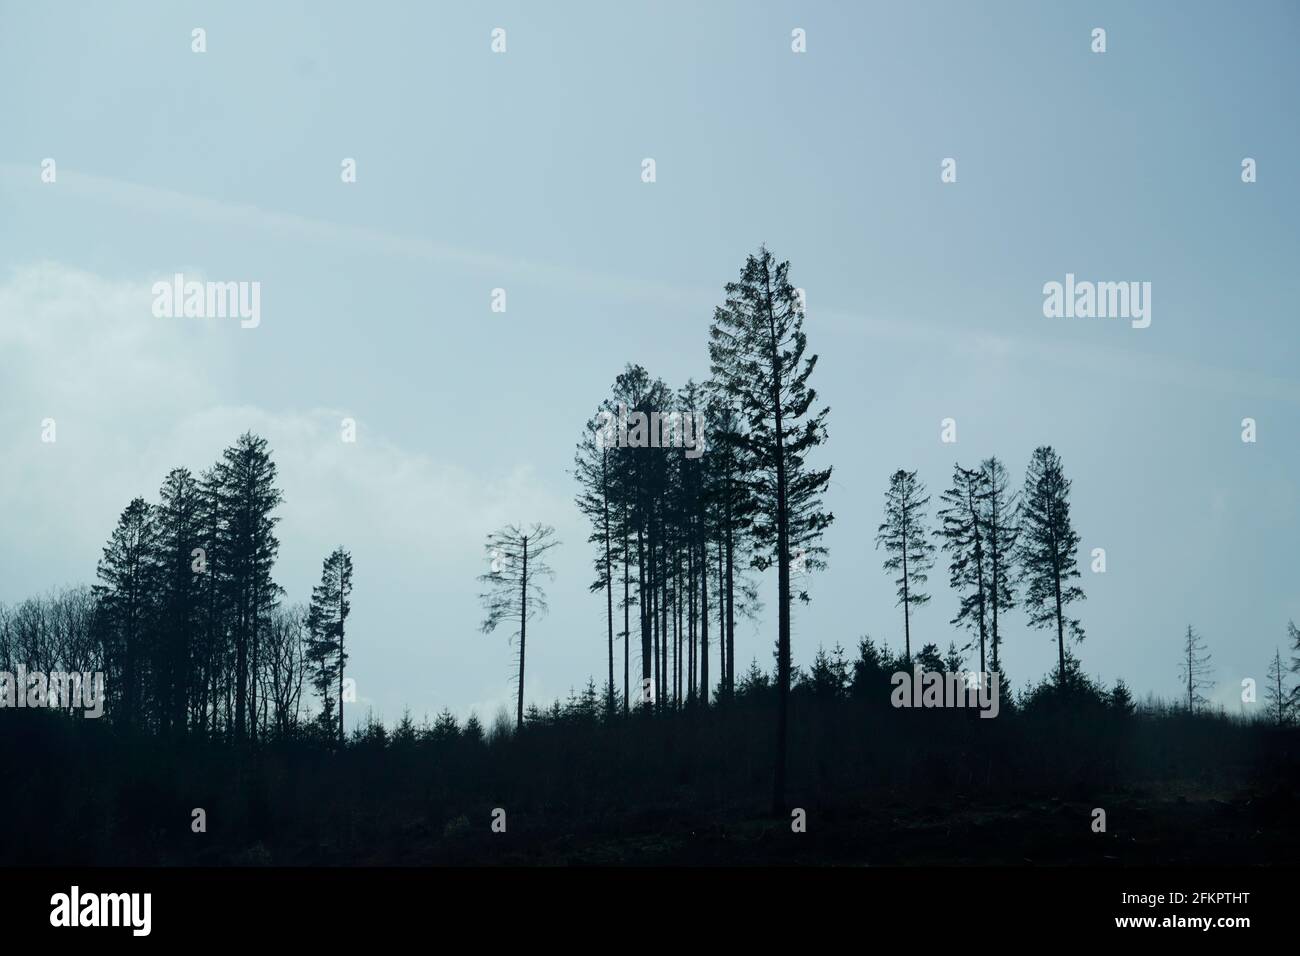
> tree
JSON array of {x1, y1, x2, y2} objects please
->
[
  {"x1": 94, "y1": 497, "x2": 157, "y2": 727},
  {"x1": 876, "y1": 469, "x2": 934, "y2": 659},
  {"x1": 153, "y1": 467, "x2": 203, "y2": 735},
  {"x1": 214, "y1": 433, "x2": 283, "y2": 742},
  {"x1": 1178, "y1": 625, "x2": 1213, "y2": 713},
  {"x1": 264, "y1": 603, "x2": 308, "y2": 737},
  {"x1": 936, "y1": 464, "x2": 990, "y2": 676},
  {"x1": 708, "y1": 245, "x2": 833, "y2": 813},
  {"x1": 1016, "y1": 446, "x2": 1085, "y2": 686},
  {"x1": 1264, "y1": 647, "x2": 1289, "y2": 727},
  {"x1": 608, "y1": 365, "x2": 667, "y2": 711},
  {"x1": 478, "y1": 524, "x2": 559, "y2": 729},
  {"x1": 979, "y1": 456, "x2": 1019, "y2": 673},
  {"x1": 194, "y1": 465, "x2": 231, "y2": 737},
  {"x1": 1109, "y1": 679, "x2": 1136, "y2": 716},
  {"x1": 575, "y1": 402, "x2": 620, "y2": 715},
  {"x1": 307, "y1": 547, "x2": 353, "y2": 743},
  {"x1": 1288, "y1": 620, "x2": 1300, "y2": 713},
  {"x1": 432, "y1": 708, "x2": 459, "y2": 743},
  {"x1": 707, "y1": 392, "x2": 758, "y2": 702}
]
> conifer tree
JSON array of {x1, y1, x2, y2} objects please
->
[
  {"x1": 153, "y1": 467, "x2": 203, "y2": 735},
  {"x1": 94, "y1": 497, "x2": 157, "y2": 727},
  {"x1": 708, "y1": 245, "x2": 833, "y2": 813},
  {"x1": 936, "y1": 463, "x2": 990, "y2": 675},
  {"x1": 1016, "y1": 446, "x2": 1085, "y2": 686},
  {"x1": 575, "y1": 402, "x2": 620, "y2": 715},
  {"x1": 214, "y1": 433, "x2": 283, "y2": 742},
  {"x1": 979, "y1": 456, "x2": 1019, "y2": 673},
  {"x1": 307, "y1": 547, "x2": 353, "y2": 743},
  {"x1": 876, "y1": 469, "x2": 934, "y2": 659}
]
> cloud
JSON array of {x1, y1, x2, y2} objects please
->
[{"x1": 0, "y1": 262, "x2": 564, "y2": 606}]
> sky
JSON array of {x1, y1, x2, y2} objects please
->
[{"x1": 1, "y1": 0, "x2": 1297, "y2": 729}]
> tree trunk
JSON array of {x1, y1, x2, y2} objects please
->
[
  {"x1": 765, "y1": 263, "x2": 792, "y2": 816},
  {"x1": 517, "y1": 537, "x2": 528, "y2": 728},
  {"x1": 725, "y1": 520, "x2": 736, "y2": 699},
  {"x1": 623, "y1": 518, "x2": 631, "y2": 716},
  {"x1": 602, "y1": 457, "x2": 614, "y2": 714},
  {"x1": 700, "y1": 531, "x2": 709, "y2": 704}
]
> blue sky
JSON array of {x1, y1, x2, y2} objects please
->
[{"x1": 1, "y1": 1, "x2": 1297, "y2": 727}]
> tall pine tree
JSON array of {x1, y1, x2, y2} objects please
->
[
  {"x1": 214, "y1": 433, "x2": 283, "y2": 742},
  {"x1": 1016, "y1": 446, "x2": 1084, "y2": 687},
  {"x1": 94, "y1": 497, "x2": 157, "y2": 728},
  {"x1": 936, "y1": 464, "x2": 990, "y2": 676},
  {"x1": 876, "y1": 469, "x2": 934, "y2": 660},
  {"x1": 708, "y1": 245, "x2": 833, "y2": 813},
  {"x1": 979, "y1": 456, "x2": 1019, "y2": 675},
  {"x1": 307, "y1": 547, "x2": 353, "y2": 743}
]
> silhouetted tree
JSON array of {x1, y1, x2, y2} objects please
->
[
  {"x1": 463, "y1": 712, "x2": 485, "y2": 743},
  {"x1": 94, "y1": 497, "x2": 157, "y2": 727},
  {"x1": 1017, "y1": 446, "x2": 1084, "y2": 686},
  {"x1": 575, "y1": 402, "x2": 620, "y2": 715},
  {"x1": 1109, "y1": 678, "x2": 1136, "y2": 716},
  {"x1": 264, "y1": 603, "x2": 308, "y2": 737},
  {"x1": 1178, "y1": 625, "x2": 1213, "y2": 713},
  {"x1": 1264, "y1": 648, "x2": 1289, "y2": 727},
  {"x1": 979, "y1": 456, "x2": 1019, "y2": 673},
  {"x1": 307, "y1": 547, "x2": 352, "y2": 743},
  {"x1": 153, "y1": 467, "x2": 203, "y2": 735},
  {"x1": 432, "y1": 708, "x2": 459, "y2": 743},
  {"x1": 708, "y1": 245, "x2": 833, "y2": 813},
  {"x1": 707, "y1": 393, "x2": 758, "y2": 701},
  {"x1": 937, "y1": 464, "x2": 990, "y2": 676},
  {"x1": 214, "y1": 433, "x2": 283, "y2": 742},
  {"x1": 193, "y1": 465, "x2": 231, "y2": 737},
  {"x1": 478, "y1": 524, "x2": 559, "y2": 729},
  {"x1": 876, "y1": 469, "x2": 934, "y2": 659},
  {"x1": 1288, "y1": 620, "x2": 1300, "y2": 713}
]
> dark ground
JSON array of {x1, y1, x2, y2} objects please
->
[{"x1": 5, "y1": 682, "x2": 1298, "y2": 866}]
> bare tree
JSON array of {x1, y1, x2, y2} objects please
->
[
  {"x1": 478, "y1": 524, "x2": 559, "y2": 729},
  {"x1": 1179, "y1": 625, "x2": 1214, "y2": 713},
  {"x1": 1264, "y1": 647, "x2": 1290, "y2": 727},
  {"x1": 263, "y1": 603, "x2": 308, "y2": 737}
]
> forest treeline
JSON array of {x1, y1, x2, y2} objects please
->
[
  {"x1": 2, "y1": 245, "x2": 1298, "y2": 809},
  {"x1": 4, "y1": 640, "x2": 1297, "y2": 865},
  {"x1": 0, "y1": 433, "x2": 351, "y2": 744}
]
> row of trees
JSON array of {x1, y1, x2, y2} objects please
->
[
  {"x1": 563, "y1": 247, "x2": 832, "y2": 809},
  {"x1": 1180, "y1": 621, "x2": 1300, "y2": 727},
  {"x1": 558, "y1": 246, "x2": 1300, "y2": 809},
  {"x1": 874, "y1": 448, "x2": 1085, "y2": 688},
  {"x1": 5, "y1": 245, "x2": 1296, "y2": 816},
  {"x1": 0, "y1": 432, "x2": 353, "y2": 742},
  {"x1": 561, "y1": 246, "x2": 1107, "y2": 809}
]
